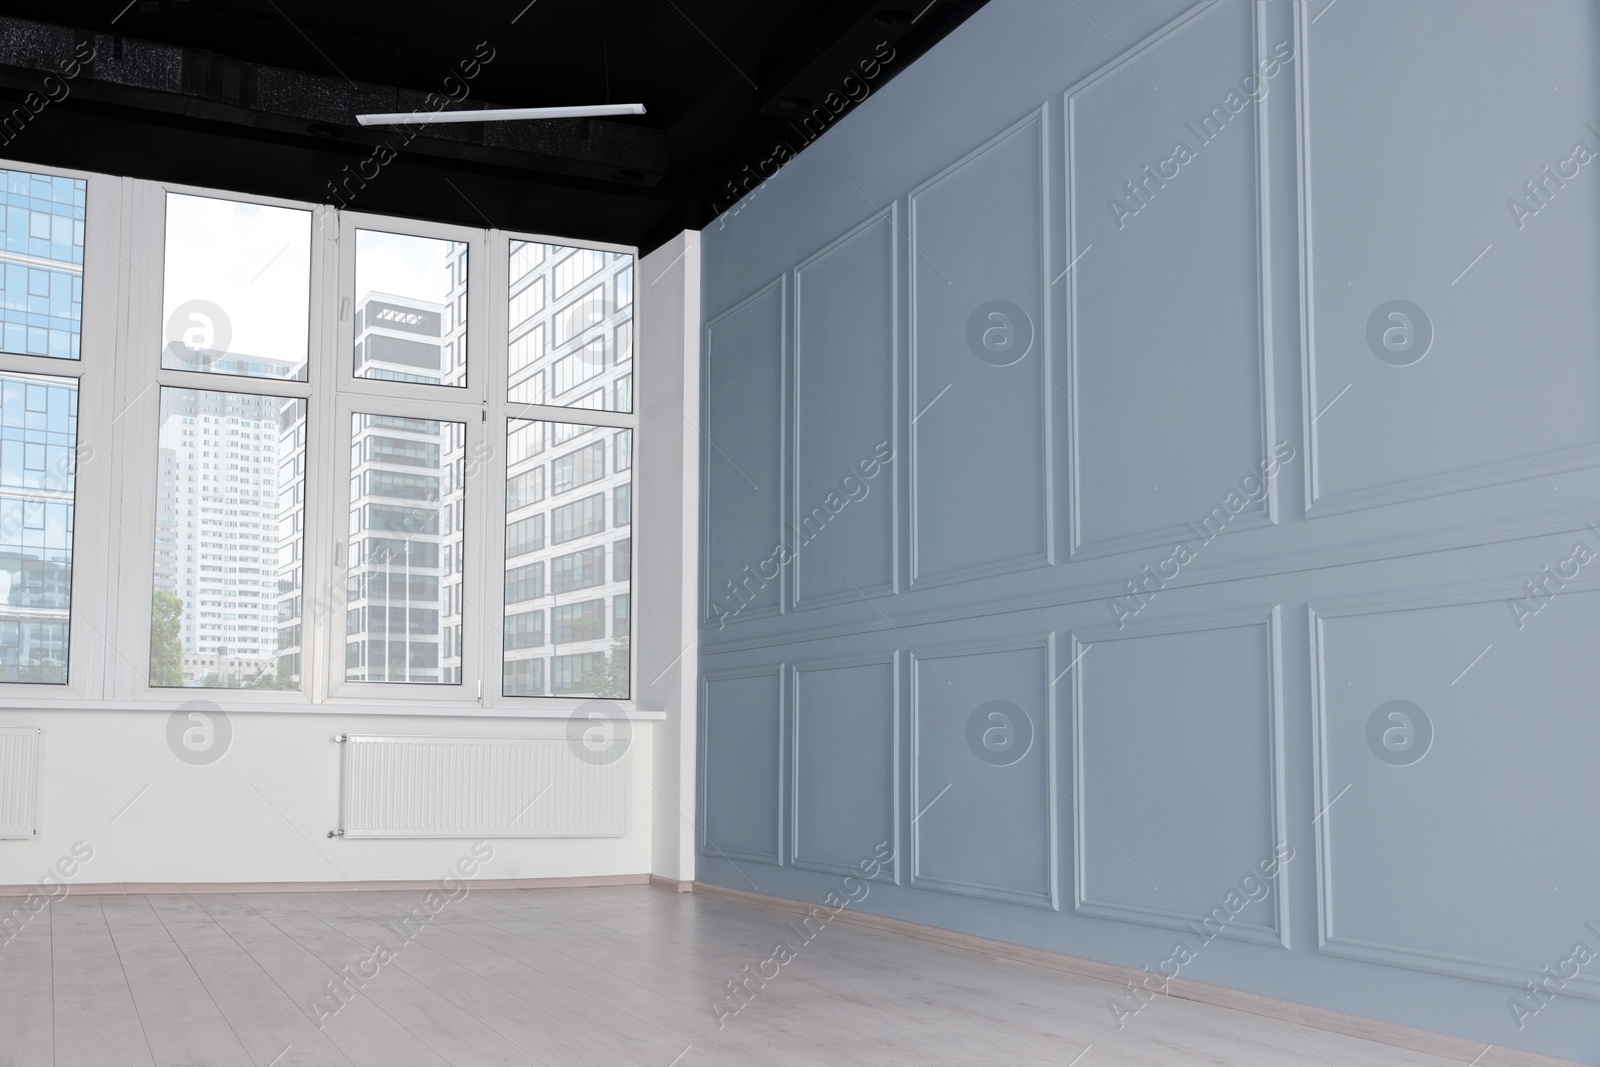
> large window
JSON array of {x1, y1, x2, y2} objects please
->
[{"x1": 0, "y1": 162, "x2": 639, "y2": 711}]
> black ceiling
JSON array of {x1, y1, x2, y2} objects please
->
[{"x1": 0, "y1": 0, "x2": 987, "y2": 253}]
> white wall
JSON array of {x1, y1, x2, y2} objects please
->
[
  {"x1": 0, "y1": 230, "x2": 703, "y2": 891},
  {"x1": 639, "y1": 231, "x2": 701, "y2": 884},
  {"x1": 0, "y1": 710, "x2": 653, "y2": 886}
]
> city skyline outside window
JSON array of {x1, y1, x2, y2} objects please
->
[
  {"x1": 0, "y1": 372, "x2": 78, "y2": 682},
  {"x1": 0, "y1": 170, "x2": 84, "y2": 361},
  {"x1": 502, "y1": 239, "x2": 634, "y2": 699},
  {"x1": 0, "y1": 163, "x2": 640, "y2": 706},
  {"x1": 353, "y1": 230, "x2": 468, "y2": 388},
  {"x1": 504, "y1": 419, "x2": 631, "y2": 699},
  {"x1": 345, "y1": 413, "x2": 466, "y2": 684},
  {"x1": 148, "y1": 388, "x2": 306, "y2": 688}
]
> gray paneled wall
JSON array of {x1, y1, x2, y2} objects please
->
[{"x1": 697, "y1": 1, "x2": 1600, "y2": 1062}]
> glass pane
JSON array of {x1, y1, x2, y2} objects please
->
[
  {"x1": 149, "y1": 388, "x2": 305, "y2": 688},
  {"x1": 354, "y1": 231, "x2": 468, "y2": 387},
  {"x1": 0, "y1": 169, "x2": 85, "y2": 361},
  {"x1": 503, "y1": 419, "x2": 630, "y2": 698},
  {"x1": 162, "y1": 193, "x2": 311, "y2": 381},
  {"x1": 508, "y1": 242, "x2": 633, "y2": 412},
  {"x1": 0, "y1": 372, "x2": 78, "y2": 681},
  {"x1": 346, "y1": 413, "x2": 466, "y2": 683}
]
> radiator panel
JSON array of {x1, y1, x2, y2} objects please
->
[
  {"x1": 0, "y1": 727, "x2": 39, "y2": 839},
  {"x1": 338, "y1": 734, "x2": 626, "y2": 839}
]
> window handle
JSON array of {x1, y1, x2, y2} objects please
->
[
  {"x1": 340, "y1": 297, "x2": 350, "y2": 321},
  {"x1": 334, "y1": 540, "x2": 345, "y2": 567}
]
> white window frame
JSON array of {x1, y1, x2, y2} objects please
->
[
  {"x1": 0, "y1": 159, "x2": 642, "y2": 718},
  {"x1": 105, "y1": 179, "x2": 327, "y2": 707}
]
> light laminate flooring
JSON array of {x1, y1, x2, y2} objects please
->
[{"x1": 0, "y1": 886, "x2": 1475, "y2": 1066}]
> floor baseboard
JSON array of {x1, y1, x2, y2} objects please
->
[
  {"x1": 690, "y1": 881, "x2": 1581, "y2": 1067},
  {"x1": 0, "y1": 873, "x2": 651, "y2": 896},
  {"x1": 648, "y1": 874, "x2": 694, "y2": 893}
]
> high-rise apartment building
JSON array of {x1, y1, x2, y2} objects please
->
[
  {"x1": 503, "y1": 241, "x2": 633, "y2": 698},
  {"x1": 337, "y1": 279, "x2": 467, "y2": 684},
  {"x1": 152, "y1": 379, "x2": 296, "y2": 685}
]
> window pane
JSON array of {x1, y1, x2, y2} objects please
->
[
  {"x1": 149, "y1": 388, "x2": 305, "y2": 688},
  {"x1": 346, "y1": 413, "x2": 465, "y2": 683},
  {"x1": 507, "y1": 242, "x2": 633, "y2": 411},
  {"x1": 0, "y1": 372, "x2": 78, "y2": 681},
  {"x1": 504, "y1": 417, "x2": 630, "y2": 698},
  {"x1": 162, "y1": 194, "x2": 311, "y2": 380},
  {"x1": 354, "y1": 231, "x2": 468, "y2": 387},
  {"x1": 503, "y1": 657, "x2": 544, "y2": 697},
  {"x1": 0, "y1": 170, "x2": 85, "y2": 361}
]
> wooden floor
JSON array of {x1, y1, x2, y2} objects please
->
[{"x1": 0, "y1": 886, "x2": 1467, "y2": 1067}]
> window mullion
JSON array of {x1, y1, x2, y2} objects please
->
[
  {"x1": 479, "y1": 228, "x2": 510, "y2": 707},
  {"x1": 304, "y1": 206, "x2": 342, "y2": 704},
  {"x1": 104, "y1": 178, "x2": 166, "y2": 700}
]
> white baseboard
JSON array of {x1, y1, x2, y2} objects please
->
[{"x1": 0, "y1": 873, "x2": 651, "y2": 896}]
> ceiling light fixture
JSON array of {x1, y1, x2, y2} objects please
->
[{"x1": 355, "y1": 103, "x2": 646, "y2": 126}]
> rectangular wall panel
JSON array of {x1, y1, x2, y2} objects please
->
[
  {"x1": 1066, "y1": 1, "x2": 1277, "y2": 558},
  {"x1": 702, "y1": 667, "x2": 784, "y2": 864},
  {"x1": 910, "y1": 639, "x2": 1055, "y2": 907},
  {"x1": 791, "y1": 654, "x2": 898, "y2": 877},
  {"x1": 1303, "y1": 0, "x2": 1600, "y2": 514},
  {"x1": 1072, "y1": 611, "x2": 1287, "y2": 946},
  {"x1": 908, "y1": 109, "x2": 1052, "y2": 587},
  {"x1": 338, "y1": 735, "x2": 626, "y2": 839},
  {"x1": 1312, "y1": 585, "x2": 1600, "y2": 996},
  {"x1": 792, "y1": 208, "x2": 899, "y2": 609},
  {"x1": 703, "y1": 279, "x2": 786, "y2": 625}
]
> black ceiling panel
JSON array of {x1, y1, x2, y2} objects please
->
[{"x1": 0, "y1": 0, "x2": 987, "y2": 252}]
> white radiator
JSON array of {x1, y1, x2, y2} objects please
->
[
  {"x1": 336, "y1": 734, "x2": 627, "y2": 839},
  {"x1": 0, "y1": 727, "x2": 39, "y2": 839}
]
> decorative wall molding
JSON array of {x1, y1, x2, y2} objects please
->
[
  {"x1": 1309, "y1": 581, "x2": 1600, "y2": 1000},
  {"x1": 791, "y1": 204, "x2": 901, "y2": 612},
  {"x1": 906, "y1": 105, "x2": 1055, "y2": 591},
  {"x1": 702, "y1": 276, "x2": 788, "y2": 628},
  {"x1": 1294, "y1": 4, "x2": 1600, "y2": 519},
  {"x1": 699, "y1": 664, "x2": 786, "y2": 865},
  {"x1": 907, "y1": 634, "x2": 1058, "y2": 909},
  {"x1": 1064, "y1": 0, "x2": 1280, "y2": 562},
  {"x1": 1069, "y1": 606, "x2": 1289, "y2": 947},
  {"x1": 701, "y1": 502, "x2": 1600, "y2": 656},
  {"x1": 788, "y1": 650, "x2": 901, "y2": 882}
]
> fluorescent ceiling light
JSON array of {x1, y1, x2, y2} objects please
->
[{"x1": 356, "y1": 103, "x2": 646, "y2": 126}]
